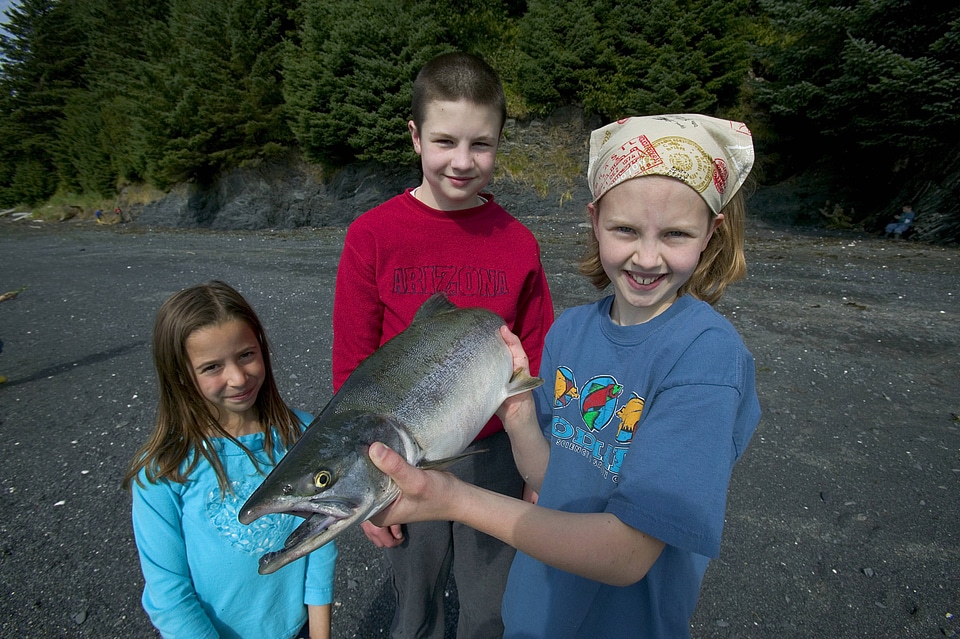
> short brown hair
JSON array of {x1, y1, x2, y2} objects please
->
[{"x1": 411, "y1": 52, "x2": 506, "y2": 132}]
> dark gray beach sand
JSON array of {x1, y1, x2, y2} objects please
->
[{"x1": 0, "y1": 192, "x2": 957, "y2": 637}]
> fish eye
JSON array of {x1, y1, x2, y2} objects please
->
[{"x1": 314, "y1": 470, "x2": 333, "y2": 489}]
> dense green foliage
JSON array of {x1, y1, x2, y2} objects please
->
[
  {"x1": 753, "y1": 0, "x2": 960, "y2": 239},
  {"x1": 284, "y1": 0, "x2": 450, "y2": 166},
  {"x1": 514, "y1": 0, "x2": 753, "y2": 119},
  {"x1": 1, "y1": 0, "x2": 957, "y2": 241}
]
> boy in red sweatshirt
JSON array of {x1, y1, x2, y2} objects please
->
[{"x1": 331, "y1": 52, "x2": 554, "y2": 638}]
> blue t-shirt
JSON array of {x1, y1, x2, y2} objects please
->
[
  {"x1": 131, "y1": 410, "x2": 337, "y2": 639},
  {"x1": 502, "y1": 295, "x2": 760, "y2": 638}
]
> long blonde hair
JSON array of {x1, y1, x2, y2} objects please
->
[
  {"x1": 579, "y1": 187, "x2": 748, "y2": 306},
  {"x1": 122, "y1": 281, "x2": 300, "y2": 493}
]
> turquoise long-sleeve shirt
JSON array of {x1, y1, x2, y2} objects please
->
[{"x1": 131, "y1": 411, "x2": 337, "y2": 639}]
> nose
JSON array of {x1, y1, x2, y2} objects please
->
[
  {"x1": 630, "y1": 238, "x2": 662, "y2": 269},
  {"x1": 450, "y1": 143, "x2": 473, "y2": 171},
  {"x1": 224, "y1": 361, "x2": 247, "y2": 387}
]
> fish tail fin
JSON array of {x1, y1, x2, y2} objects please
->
[{"x1": 506, "y1": 368, "x2": 544, "y2": 397}]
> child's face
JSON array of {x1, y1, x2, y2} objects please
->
[
  {"x1": 408, "y1": 99, "x2": 501, "y2": 211},
  {"x1": 589, "y1": 176, "x2": 721, "y2": 325},
  {"x1": 185, "y1": 318, "x2": 265, "y2": 434}
]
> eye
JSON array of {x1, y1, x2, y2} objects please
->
[{"x1": 314, "y1": 470, "x2": 333, "y2": 489}]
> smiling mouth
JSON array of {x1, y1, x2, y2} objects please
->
[
  {"x1": 228, "y1": 387, "x2": 257, "y2": 401},
  {"x1": 627, "y1": 272, "x2": 665, "y2": 286}
]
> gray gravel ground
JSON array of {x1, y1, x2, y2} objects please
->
[{"x1": 0, "y1": 206, "x2": 958, "y2": 638}]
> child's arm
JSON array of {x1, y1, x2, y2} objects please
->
[
  {"x1": 332, "y1": 225, "x2": 385, "y2": 392},
  {"x1": 307, "y1": 604, "x2": 331, "y2": 639},
  {"x1": 510, "y1": 268, "x2": 554, "y2": 378},
  {"x1": 304, "y1": 537, "x2": 337, "y2": 638},
  {"x1": 496, "y1": 326, "x2": 550, "y2": 491},
  {"x1": 368, "y1": 443, "x2": 664, "y2": 587},
  {"x1": 131, "y1": 481, "x2": 219, "y2": 638},
  {"x1": 332, "y1": 222, "x2": 405, "y2": 547}
]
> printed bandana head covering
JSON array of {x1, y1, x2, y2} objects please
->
[{"x1": 587, "y1": 114, "x2": 754, "y2": 215}]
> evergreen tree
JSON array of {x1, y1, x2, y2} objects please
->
[
  {"x1": 139, "y1": 0, "x2": 296, "y2": 186},
  {"x1": 515, "y1": 0, "x2": 753, "y2": 120},
  {"x1": 0, "y1": 0, "x2": 85, "y2": 205},
  {"x1": 57, "y1": 0, "x2": 171, "y2": 193},
  {"x1": 57, "y1": 89, "x2": 114, "y2": 195},
  {"x1": 513, "y1": 0, "x2": 600, "y2": 115},
  {"x1": 755, "y1": 0, "x2": 960, "y2": 239},
  {"x1": 285, "y1": 0, "x2": 451, "y2": 165}
]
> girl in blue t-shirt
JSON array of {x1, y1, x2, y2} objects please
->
[
  {"x1": 366, "y1": 114, "x2": 761, "y2": 638},
  {"x1": 123, "y1": 280, "x2": 336, "y2": 639}
]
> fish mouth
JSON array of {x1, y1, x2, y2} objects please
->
[
  {"x1": 248, "y1": 494, "x2": 384, "y2": 575},
  {"x1": 256, "y1": 512, "x2": 339, "y2": 575}
]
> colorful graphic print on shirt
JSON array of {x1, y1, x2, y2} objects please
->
[{"x1": 551, "y1": 366, "x2": 645, "y2": 482}]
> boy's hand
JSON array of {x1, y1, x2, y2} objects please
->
[{"x1": 359, "y1": 520, "x2": 404, "y2": 548}]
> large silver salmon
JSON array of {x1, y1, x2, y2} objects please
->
[{"x1": 239, "y1": 293, "x2": 543, "y2": 574}]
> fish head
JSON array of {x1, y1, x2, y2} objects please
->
[{"x1": 239, "y1": 410, "x2": 415, "y2": 574}]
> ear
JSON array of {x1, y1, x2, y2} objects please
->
[
  {"x1": 711, "y1": 213, "x2": 725, "y2": 233},
  {"x1": 711, "y1": 213, "x2": 725, "y2": 235},
  {"x1": 702, "y1": 213, "x2": 725, "y2": 250},
  {"x1": 588, "y1": 202, "x2": 600, "y2": 236},
  {"x1": 408, "y1": 120, "x2": 422, "y2": 155}
]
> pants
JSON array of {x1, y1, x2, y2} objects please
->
[{"x1": 385, "y1": 430, "x2": 523, "y2": 639}]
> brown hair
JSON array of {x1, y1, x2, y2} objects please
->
[
  {"x1": 578, "y1": 187, "x2": 748, "y2": 306},
  {"x1": 411, "y1": 52, "x2": 506, "y2": 132},
  {"x1": 122, "y1": 281, "x2": 300, "y2": 493}
]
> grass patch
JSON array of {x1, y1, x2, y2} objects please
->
[
  {"x1": 29, "y1": 191, "x2": 117, "y2": 222},
  {"x1": 18, "y1": 182, "x2": 167, "y2": 223},
  {"x1": 495, "y1": 117, "x2": 586, "y2": 203}
]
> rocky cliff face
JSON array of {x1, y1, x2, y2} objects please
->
[
  {"x1": 135, "y1": 156, "x2": 423, "y2": 230},
  {"x1": 132, "y1": 109, "x2": 596, "y2": 231},
  {"x1": 132, "y1": 155, "x2": 596, "y2": 231}
]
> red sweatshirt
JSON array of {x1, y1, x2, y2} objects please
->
[{"x1": 332, "y1": 189, "x2": 554, "y2": 441}]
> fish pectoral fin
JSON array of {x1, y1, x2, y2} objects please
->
[
  {"x1": 506, "y1": 368, "x2": 544, "y2": 397},
  {"x1": 419, "y1": 448, "x2": 488, "y2": 471}
]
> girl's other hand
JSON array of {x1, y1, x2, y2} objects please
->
[{"x1": 496, "y1": 325, "x2": 536, "y2": 425}]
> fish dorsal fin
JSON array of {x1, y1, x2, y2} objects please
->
[
  {"x1": 419, "y1": 448, "x2": 488, "y2": 471},
  {"x1": 412, "y1": 293, "x2": 459, "y2": 323}
]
